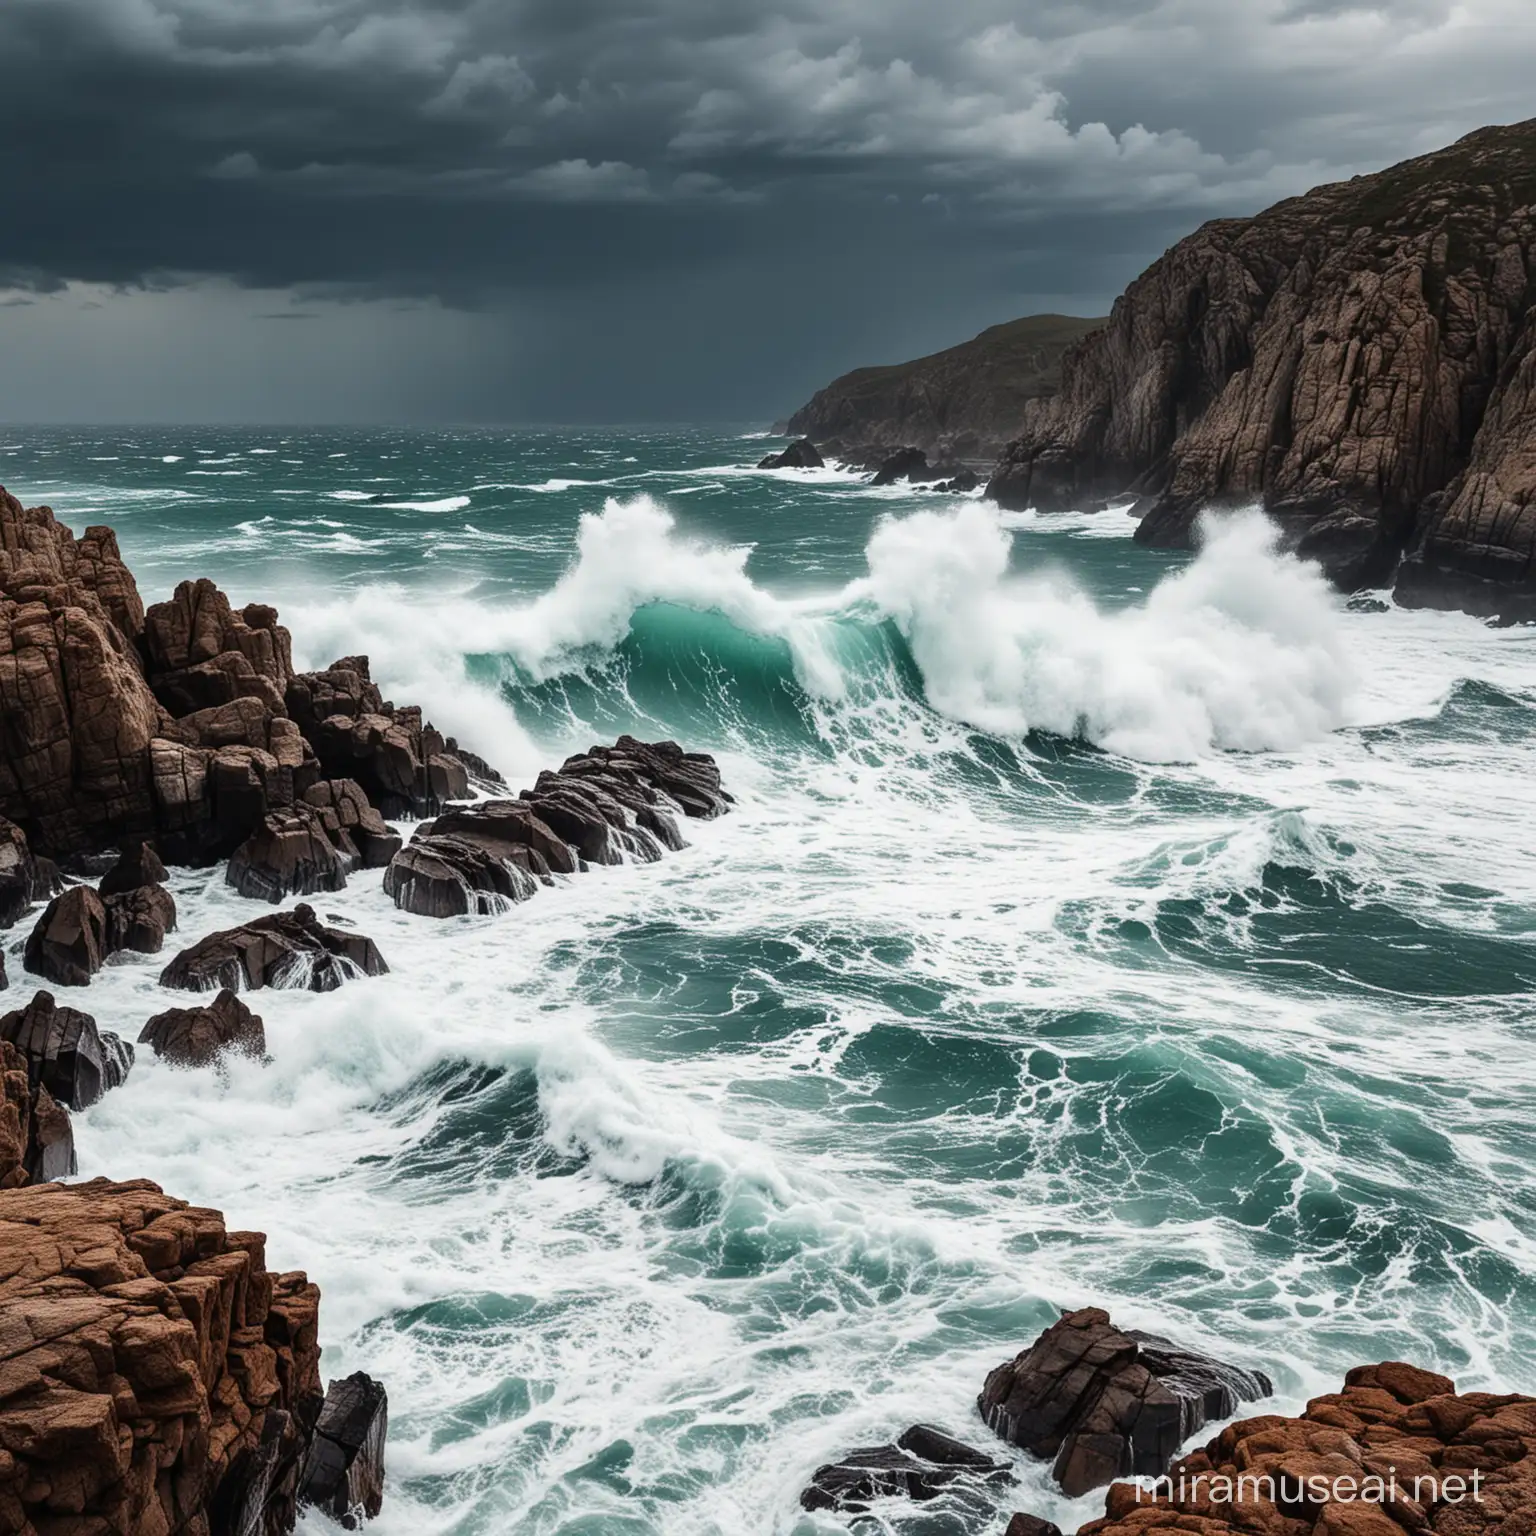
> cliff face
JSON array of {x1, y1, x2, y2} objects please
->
[
  {"x1": 985, "y1": 120, "x2": 1536, "y2": 613},
  {"x1": 784, "y1": 314, "x2": 1105, "y2": 462}
]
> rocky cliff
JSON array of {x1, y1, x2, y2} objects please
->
[
  {"x1": 984, "y1": 119, "x2": 1536, "y2": 616},
  {"x1": 783, "y1": 314, "x2": 1105, "y2": 462}
]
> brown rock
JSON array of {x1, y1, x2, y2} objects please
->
[
  {"x1": 227, "y1": 805, "x2": 350, "y2": 904},
  {"x1": 0, "y1": 1178, "x2": 343, "y2": 1536},
  {"x1": 983, "y1": 120, "x2": 1536, "y2": 611},
  {"x1": 139, "y1": 990, "x2": 265, "y2": 1068},
  {"x1": 0, "y1": 991, "x2": 133, "y2": 1109},
  {"x1": 142, "y1": 578, "x2": 294, "y2": 705},
  {"x1": 159, "y1": 903, "x2": 388, "y2": 992},
  {"x1": 0, "y1": 815, "x2": 62, "y2": 929},
  {"x1": 23, "y1": 886, "x2": 109, "y2": 987},
  {"x1": 0, "y1": 1038, "x2": 76, "y2": 1186},
  {"x1": 97, "y1": 840, "x2": 168, "y2": 896},
  {"x1": 296, "y1": 1372, "x2": 388, "y2": 1528},
  {"x1": 301, "y1": 778, "x2": 401, "y2": 868}
]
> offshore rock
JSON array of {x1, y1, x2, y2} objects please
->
[
  {"x1": 159, "y1": 903, "x2": 388, "y2": 992},
  {"x1": 758, "y1": 438, "x2": 825, "y2": 470},
  {"x1": 103, "y1": 881, "x2": 178, "y2": 955},
  {"x1": 979, "y1": 1307, "x2": 1272, "y2": 1497},
  {"x1": 0, "y1": 815, "x2": 62, "y2": 928},
  {"x1": 23, "y1": 884, "x2": 110, "y2": 986},
  {"x1": 802, "y1": 1424, "x2": 1014, "y2": 1513},
  {"x1": 1080, "y1": 1361, "x2": 1536, "y2": 1536},
  {"x1": 297, "y1": 1372, "x2": 389, "y2": 1529},
  {"x1": 871, "y1": 446, "x2": 936, "y2": 486},
  {"x1": 0, "y1": 1178, "x2": 337, "y2": 1536},
  {"x1": 140, "y1": 988, "x2": 266, "y2": 1068},
  {"x1": 384, "y1": 833, "x2": 542, "y2": 919},
  {"x1": 0, "y1": 1036, "x2": 76, "y2": 1184},
  {"x1": 984, "y1": 120, "x2": 1536, "y2": 611},
  {"x1": 228, "y1": 804, "x2": 351, "y2": 903},
  {"x1": 0, "y1": 989, "x2": 134, "y2": 1109},
  {"x1": 98, "y1": 839, "x2": 169, "y2": 896}
]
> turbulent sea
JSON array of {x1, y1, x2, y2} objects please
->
[{"x1": 5, "y1": 426, "x2": 1536, "y2": 1536}]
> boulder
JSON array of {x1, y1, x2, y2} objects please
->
[
  {"x1": 935, "y1": 468, "x2": 982, "y2": 494},
  {"x1": 979, "y1": 1308, "x2": 1272, "y2": 1497},
  {"x1": 802, "y1": 1424, "x2": 1014, "y2": 1513},
  {"x1": 103, "y1": 881, "x2": 178, "y2": 955},
  {"x1": 0, "y1": 990, "x2": 133, "y2": 1109},
  {"x1": 23, "y1": 884, "x2": 110, "y2": 986},
  {"x1": 0, "y1": 1037, "x2": 76, "y2": 1185},
  {"x1": 227, "y1": 804, "x2": 350, "y2": 903},
  {"x1": 758, "y1": 438, "x2": 825, "y2": 470},
  {"x1": 1006, "y1": 1517, "x2": 1064, "y2": 1536},
  {"x1": 140, "y1": 988, "x2": 266, "y2": 1067},
  {"x1": 871, "y1": 445, "x2": 934, "y2": 485},
  {"x1": 0, "y1": 815, "x2": 62, "y2": 928},
  {"x1": 160, "y1": 903, "x2": 388, "y2": 992},
  {"x1": 383, "y1": 833, "x2": 543, "y2": 919},
  {"x1": 297, "y1": 1372, "x2": 389, "y2": 1528},
  {"x1": 98, "y1": 838, "x2": 168, "y2": 895},
  {"x1": 302, "y1": 777, "x2": 402, "y2": 868},
  {"x1": 1078, "y1": 1360, "x2": 1536, "y2": 1536},
  {"x1": 0, "y1": 1179, "x2": 329, "y2": 1536}
]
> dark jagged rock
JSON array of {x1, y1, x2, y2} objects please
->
[
  {"x1": 935, "y1": 468, "x2": 982, "y2": 494},
  {"x1": 303, "y1": 777, "x2": 402, "y2": 868},
  {"x1": 784, "y1": 314, "x2": 1105, "y2": 461},
  {"x1": 0, "y1": 990, "x2": 133, "y2": 1109},
  {"x1": 446, "y1": 737, "x2": 506, "y2": 792},
  {"x1": 0, "y1": 1036, "x2": 76, "y2": 1185},
  {"x1": 143, "y1": 576, "x2": 294, "y2": 714},
  {"x1": 983, "y1": 120, "x2": 1536, "y2": 613},
  {"x1": 0, "y1": 815, "x2": 62, "y2": 928},
  {"x1": 297, "y1": 1372, "x2": 389, "y2": 1529},
  {"x1": 140, "y1": 987, "x2": 266, "y2": 1067},
  {"x1": 758, "y1": 438, "x2": 825, "y2": 470},
  {"x1": 103, "y1": 881, "x2": 178, "y2": 955},
  {"x1": 385, "y1": 737, "x2": 727, "y2": 918},
  {"x1": 1078, "y1": 1360, "x2": 1536, "y2": 1536},
  {"x1": 871, "y1": 446, "x2": 935, "y2": 486},
  {"x1": 23, "y1": 884, "x2": 110, "y2": 986},
  {"x1": 228, "y1": 804, "x2": 351, "y2": 903},
  {"x1": 979, "y1": 1307, "x2": 1272, "y2": 1497},
  {"x1": 801, "y1": 1424, "x2": 1014, "y2": 1513},
  {"x1": 98, "y1": 838, "x2": 168, "y2": 895},
  {"x1": 0, "y1": 1179, "x2": 340, "y2": 1536},
  {"x1": 160, "y1": 902, "x2": 388, "y2": 992}
]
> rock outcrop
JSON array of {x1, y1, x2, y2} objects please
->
[
  {"x1": 980, "y1": 1307, "x2": 1273, "y2": 1497},
  {"x1": 140, "y1": 989, "x2": 267, "y2": 1068},
  {"x1": 384, "y1": 737, "x2": 729, "y2": 918},
  {"x1": 0, "y1": 1178, "x2": 342, "y2": 1536},
  {"x1": 0, "y1": 488, "x2": 496, "y2": 866},
  {"x1": 159, "y1": 904, "x2": 388, "y2": 993},
  {"x1": 0, "y1": 1037, "x2": 75, "y2": 1185},
  {"x1": 784, "y1": 314, "x2": 1106, "y2": 462},
  {"x1": 757, "y1": 438, "x2": 825, "y2": 470},
  {"x1": 1078, "y1": 1360, "x2": 1536, "y2": 1536},
  {"x1": 0, "y1": 990, "x2": 133, "y2": 1109},
  {"x1": 227, "y1": 805, "x2": 350, "y2": 904},
  {"x1": 801, "y1": 1424, "x2": 1014, "y2": 1514},
  {"x1": 983, "y1": 119, "x2": 1536, "y2": 612},
  {"x1": 0, "y1": 816, "x2": 61, "y2": 929}
]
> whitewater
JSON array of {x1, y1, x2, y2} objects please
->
[{"x1": 4, "y1": 426, "x2": 1535, "y2": 1536}]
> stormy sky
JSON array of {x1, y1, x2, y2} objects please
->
[{"x1": 2, "y1": 0, "x2": 1533, "y2": 425}]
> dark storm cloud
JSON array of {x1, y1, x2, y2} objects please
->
[{"x1": 0, "y1": 0, "x2": 1532, "y2": 421}]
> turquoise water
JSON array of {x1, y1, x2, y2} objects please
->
[{"x1": 5, "y1": 426, "x2": 1536, "y2": 1535}]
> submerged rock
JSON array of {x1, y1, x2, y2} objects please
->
[
  {"x1": 802, "y1": 1424, "x2": 1015, "y2": 1513},
  {"x1": 23, "y1": 885, "x2": 110, "y2": 986},
  {"x1": 0, "y1": 990, "x2": 133, "y2": 1109},
  {"x1": 979, "y1": 1307, "x2": 1272, "y2": 1496},
  {"x1": 298, "y1": 1372, "x2": 390, "y2": 1529},
  {"x1": 159, "y1": 903, "x2": 388, "y2": 992},
  {"x1": 140, "y1": 988, "x2": 266, "y2": 1067},
  {"x1": 758, "y1": 438, "x2": 825, "y2": 470}
]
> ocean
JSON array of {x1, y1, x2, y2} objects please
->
[{"x1": 4, "y1": 425, "x2": 1535, "y2": 1536}]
